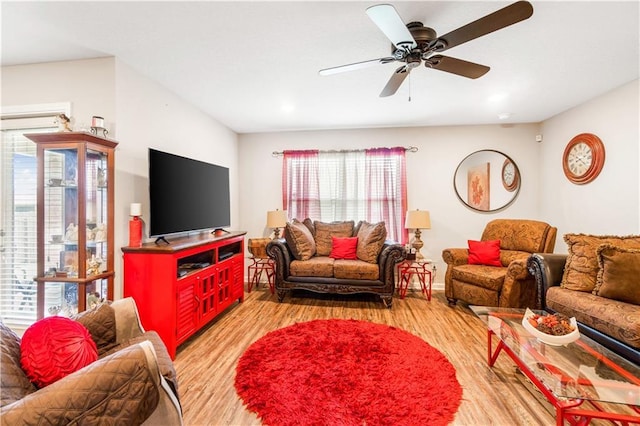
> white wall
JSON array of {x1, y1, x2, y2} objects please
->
[
  {"x1": 1, "y1": 57, "x2": 116, "y2": 129},
  {"x1": 539, "y1": 79, "x2": 639, "y2": 251},
  {"x1": 2, "y1": 58, "x2": 239, "y2": 298},
  {"x1": 113, "y1": 60, "x2": 239, "y2": 298},
  {"x1": 239, "y1": 123, "x2": 542, "y2": 281}
]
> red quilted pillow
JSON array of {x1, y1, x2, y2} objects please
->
[
  {"x1": 20, "y1": 316, "x2": 98, "y2": 388},
  {"x1": 330, "y1": 236, "x2": 358, "y2": 260},
  {"x1": 468, "y1": 239, "x2": 502, "y2": 266}
]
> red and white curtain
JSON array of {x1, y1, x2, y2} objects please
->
[{"x1": 282, "y1": 147, "x2": 408, "y2": 243}]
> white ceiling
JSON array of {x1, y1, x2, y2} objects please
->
[{"x1": 2, "y1": 1, "x2": 639, "y2": 134}]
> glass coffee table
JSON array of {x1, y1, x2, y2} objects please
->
[{"x1": 470, "y1": 306, "x2": 640, "y2": 426}]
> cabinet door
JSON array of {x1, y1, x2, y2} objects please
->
[
  {"x1": 176, "y1": 277, "x2": 199, "y2": 344},
  {"x1": 231, "y1": 256, "x2": 244, "y2": 301},
  {"x1": 199, "y1": 267, "x2": 218, "y2": 325},
  {"x1": 216, "y1": 263, "x2": 233, "y2": 312}
]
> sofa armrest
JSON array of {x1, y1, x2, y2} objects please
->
[
  {"x1": 527, "y1": 253, "x2": 568, "y2": 310},
  {"x1": 111, "y1": 297, "x2": 146, "y2": 344},
  {"x1": 441, "y1": 248, "x2": 469, "y2": 266},
  {"x1": 0, "y1": 341, "x2": 180, "y2": 425},
  {"x1": 498, "y1": 258, "x2": 537, "y2": 308},
  {"x1": 267, "y1": 238, "x2": 293, "y2": 283},
  {"x1": 378, "y1": 241, "x2": 406, "y2": 286}
]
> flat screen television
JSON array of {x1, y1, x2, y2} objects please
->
[{"x1": 148, "y1": 148, "x2": 230, "y2": 239}]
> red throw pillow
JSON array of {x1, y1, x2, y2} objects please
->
[
  {"x1": 468, "y1": 239, "x2": 502, "y2": 266},
  {"x1": 20, "y1": 316, "x2": 98, "y2": 388},
  {"x1": 330, "y1": 236, "x2": 358, "y2": 260}
]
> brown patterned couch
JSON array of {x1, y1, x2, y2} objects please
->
[
  {"x1": 442, "y1": 219, "x2": 557, "y2": 308},
  {"x1": 0, "y1": 298, "x2": 182, "y2": 425},
  {"x1": 266, "y1": 219, "x2": 405, "y2": 308},
  {"x1": 528, "y1": 234, "x2": 640, "y2": 365}
]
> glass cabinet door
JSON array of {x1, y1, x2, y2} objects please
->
[{"x1": 29, "y1": 132, "x2": 117, "y2": 318}]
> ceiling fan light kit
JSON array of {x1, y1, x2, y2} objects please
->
[{"x1": 320, "y1": 1, "x2": 534, "y2": 98}]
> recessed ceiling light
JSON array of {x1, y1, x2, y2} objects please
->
[
  {"x1": 498, "y1": 112, "x2": 512, "y2": 120},
  {"x1": 488, "y1": 93, "x2": 508, "y2": 103},
  {"x1": 281, "y1": 103, "x2": 295, "y2": 113}
]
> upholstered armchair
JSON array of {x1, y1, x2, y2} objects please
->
[{"x1": 442, "y1": 219, "x2": 557, "y2": 308}]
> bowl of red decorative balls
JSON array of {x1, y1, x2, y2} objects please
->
[{"x1": 522, "y1": 308, "x2": 580, "y2": 346}]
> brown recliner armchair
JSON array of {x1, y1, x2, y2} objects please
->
[{"x1": 442, "y1": 219, "x2": 557, "y2": 308}]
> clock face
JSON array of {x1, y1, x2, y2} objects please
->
[
  {"x1": 566, "y1": 142, "x2": 593, "y2": 177},
  {"x1": 501, "y1": 159, "x2": 519, "y2": 191},
  {"x1": 562, "y1": 133, "x2": 605, "y2": 184},
  {"x1": 503, "y1": 163, "x2": 515, "y2": 185}
]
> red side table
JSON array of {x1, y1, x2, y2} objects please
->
[
  {"x1": 397, "y1": 260, "x2": 433, "y2": 301},
  {"x1": 247, "y1": 257, "x2": 275, "y2": 294}
]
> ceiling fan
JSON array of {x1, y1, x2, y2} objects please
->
[{"x1": 319, "y1": 1, "x2": 534, "y2": 97}]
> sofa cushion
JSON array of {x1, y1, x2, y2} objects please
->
[
  {"x1": 21, "y1": 316, "x2": 98, "y2": 388},
  {"x1": 285, "y1": 219, "x2": 316, "y2": 261},
  {"x1": 594, "y1": 244, "x2": 640, "y2": 305},
  {"x1": 0, "y1": 322, "x2": 36, "y2": 407},
  {"x1": 333, "y1": 259, "x2": 379, "y2": 280},
  {"x1": 290, "y1": 256, "x2": 334, "y2": 278},
  {"x1": 452, "y1": 264, "x2": 506, "y2": 292},
  {"x1": 546, "y1": 286, "x2": 640, "y2": 349},
  {"x1": 562, "y1": 234, "x2": 640, "y2": 292},
  {"x1": 330, "y1": 236, "x2": 358, "y2": 260},
  {"x1": 355, "y1": 221, "x2": 387, "y2": 264},
  {"x1": 72, "y1": 302, "x2": 117, "y2": 356},
  {"x1": 468, "y1": 240, "x2": 502, "y2": 266},
  {"x1": 314, "y1": 221, "x2": 354, "y2": 256}
]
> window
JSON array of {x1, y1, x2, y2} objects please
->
[
  {"x1": 1, "y1": 105, "x2": 66, "y2": 330},
  {"x1": 283, "y1": 148, "x2": 407, "y2": 242}
]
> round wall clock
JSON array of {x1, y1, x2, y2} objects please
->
[
  {"x1": 501, "y1": 158, "x2": 519, "y2": 192},
  {"x1": 562, "y1": 133, "x2": 605, "y2": 184}
]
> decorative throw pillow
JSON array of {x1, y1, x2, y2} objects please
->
[
  {"x1": 562, "y1": 234, "x2": 640, "y2": 292},
  {"x1": 20, "y1": 316, "x2": 98, "y2": 388},
  {"x1": 72, "y1": 302, "x2": 116, "y2": 356},
  {"x1": 314, "y1": 221, "x2": 354, "y2": 256},
  {"x1": 467, "y1": 240, "x2": 502, "y2": 266},
  {"x1": 594, "y1": 244, "x2": 640, "y2": 305},
  {"x1": 302, "y1": 218, "x2": 315, "y2": 237},
  {"x1": 284, "y1": 219, "x2": 316, "y2": 261},
  {"x1": 330, "y1": 236, "x2": 358, "y2": 260},
  {"x1": 356, "y1": 221, "x2": 387, "y2": 264}
]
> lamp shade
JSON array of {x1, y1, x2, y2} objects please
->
[
  {"x1": 266, "y1": 210, "x2": 288, "y2": 228},
  {"x1": 130, "y1": 203, "x2": 142, "y2": 217},
  {"x1": 405, "y1": 210, "x2": 431, "y2": 229}
]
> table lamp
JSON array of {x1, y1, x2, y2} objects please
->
[
  {"x1": 405, "y1": 210, "x2": 431, "y2": 260},
  {"x1": 267, "y1": 209, "x2": 287, "y2": 239}
]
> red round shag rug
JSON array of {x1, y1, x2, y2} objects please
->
[{"x1": 235, "y1": 319, "x2": 462, "y2": 426}]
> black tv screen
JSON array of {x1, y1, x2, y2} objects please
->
[{"x1": 149, "y1": 148, "x2": 230, "y2": 238}]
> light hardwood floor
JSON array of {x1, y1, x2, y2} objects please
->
[{"x1": 173, "y1": 287, "x2": 594, "y2": 426}]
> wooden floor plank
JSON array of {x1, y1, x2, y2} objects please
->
[{"x1": 174, "y1": 287, "x2": 620, "y2": 425}]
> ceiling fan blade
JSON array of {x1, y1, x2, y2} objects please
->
[
  {"x1": 425, "y1": 55, "x2": 490, "y2": 79},
  {"x1": 366, "y1": 4, "x2": 417, "y2": 50},
  {"x1": 433, "y1": 1, "x2": 533, "y2": 52},
  {"x1": 380, "y1": 66, "x2": 409, "y2": 97},
  {"x1": 319, "y1": 57, "x2": 396, "y2": 76}
]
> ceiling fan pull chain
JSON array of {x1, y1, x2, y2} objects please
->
[{"x1": 408, "y1": 72, "x2": 412, "y2": 102}]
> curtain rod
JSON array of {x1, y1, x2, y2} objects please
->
[{"x1": 271, "y1": 146, "x2": 418, "y2": 157}]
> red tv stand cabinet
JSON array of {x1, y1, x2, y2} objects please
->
[{"x1": 122, "y1": 232, "x2": 245, "y2": 359}]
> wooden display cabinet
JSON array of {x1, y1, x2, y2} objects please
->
[
  {"x1": 122, "y1": 232, "x2": 245, "y2": 359},
  {"x1": 27, "y1": 132, "x2": 117, "y2": 319}
]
